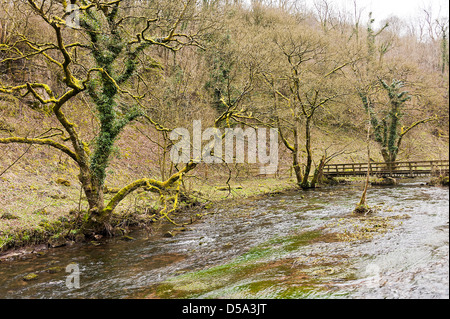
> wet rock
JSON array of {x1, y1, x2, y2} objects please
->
[
  {"x1": 0, "y1": 251, "x2": 21, "y2": 262},
  {"x1": 46, "y1": 266, "x2": 64, "y2": 274},
  {"x1": 74, "y1": 233, "x2": 85, "y2": 242},
  {"x1": 163, "y1": 231, "x2": 175, "y2": 238},
  {"x1": 353, "y1": 205, "x2": 374, "y2": 215},
  {"x1": 163, "y1": 227, "x2": 187, "y2": 238},
  {"x1": 371, "y1": 177, "x2": 397, "y2": 186},
  {"x1": 48, "y1": 235, "x2": 67, "y2": 248},
  {"x1": 32, "y1": 244, "x2": 48, "y2": 255},
  {"x1": 23, "y1": 273, "x2": 39, "y2": 281}
]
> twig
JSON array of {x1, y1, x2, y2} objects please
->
[{"x1": 0, "y1": 143, "x2": 33, "y2": 177}]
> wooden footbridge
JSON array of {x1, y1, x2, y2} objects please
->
[{"x1": 323, "y1": 160, "x2": 449, "y2": 178}]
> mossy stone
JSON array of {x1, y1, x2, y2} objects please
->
[
  {"x1": 48, "y1": 235, "x2": 67, "y2": 248},
  {"x1": 23, "y1": 273, "x2": 39, "y2": 281},
  {"x1": 46, "y1": 266, "x2": 64, "y2": 274}
]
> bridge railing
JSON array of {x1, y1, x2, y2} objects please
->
[{"x1": 323, "y1": 160, "x2": 449, "y2": 177}]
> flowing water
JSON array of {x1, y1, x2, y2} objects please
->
[{"x1": 0, "y1": 179, "x2": 448, "y2": 299}]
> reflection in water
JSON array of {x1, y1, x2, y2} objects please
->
[{"x1": 0, "y1": 180, "x2": 448, "y2": 299}]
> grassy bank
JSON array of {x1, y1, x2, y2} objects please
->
[{"x1": 0, "y1": 175, "x2": 299, "y2": 254}]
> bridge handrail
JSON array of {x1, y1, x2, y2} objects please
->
[{"x1": 323, "y1": 160, "x2": 449, "y2": 173}]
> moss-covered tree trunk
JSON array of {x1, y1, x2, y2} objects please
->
[
  {"x1": 360, "y1": 79, "x2": 415, "y2": 175},
  {"x1": 292, "y1": 124, "x2": 303, "y2": 185},
  {"x1": 300, "y1": 116, "x2": 313, "y2": 189},
  {"x1": 310, "y1": 155, "x2": 326, "y2": 188},
  {"x1": 292, "y1": 151, "x2": 303, "y2": 185},
  {"x1": 77, "y1": 167, "x2": 109, "y2": 230}
]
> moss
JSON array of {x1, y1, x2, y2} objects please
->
[
  {"x1": 238, "y1": 246, "x2": 273, "y2": 261},
  {"x1": 56, "y1": 178, "x2": 71, "y2": 187},
  {"x1": 120, "y1": 235, "x2": 136, "y2": 241},
  {"x1": 104, "y1": 185, "x2": 121, "y2": 194},
  {"x1": 331, "y1": 215, "x2": 397, "y2": 242},
  {"x1": 0, "y1": 212, "x2": 19, "y2": 220},
  {"x1": 155, "y1": 230, "x2": 327, "y2": 298},
  {"x1": 33, "y1": 208, "x2": 49, "y2": 216},
  {"x1": 281, "y1": 230, "x2": 323, "y2": 251},
  {"x1": 23, "y1": 273, "x2": 39, "y2": 281},
  {"x1": 0, "y1": 226, "x2": 57, "y2": 251},
  {"x1": 48, "y1": 234, "x2": 67, "y2": 248},
  {"x1": 370, "y1": 177, "x2": 397, "y2": 186},
  {"x1": 156, "y1": 254, "x2": 268, "y2": 298},
  {"x1": 352, "y1": 205, "x2": 374, "y2": 215},
  {"x1": 428, "y1": 175, "x2": 449, "y2": 186},
  {"x1": 0, "y1": 235, "x2": 14, "y2": 251},
  {"x1": 0, "y1": 119, "x2": 14, "y2": 132}
]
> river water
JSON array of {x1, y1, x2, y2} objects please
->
[{"x1": 0, "y1": 179, "x2": 448, "y2": 299}]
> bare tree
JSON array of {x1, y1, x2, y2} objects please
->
[
  {"x1": 261, "y1": 25, "x2": 351, "y2": 188},
  {"x1": 0, "y1": 0, "x2": 206, "y2": 234}
]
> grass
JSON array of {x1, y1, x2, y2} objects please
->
[{"x1": 185, "y1": 176, "x2": 298, "y2": 202}]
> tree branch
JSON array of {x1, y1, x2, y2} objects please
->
[{"x1": 0, "y1": 136, "x2": 78, "y2": 162}]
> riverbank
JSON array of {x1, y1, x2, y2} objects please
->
[{"x1": 0, "y1": 176, "x2": 300, "y2": 261}]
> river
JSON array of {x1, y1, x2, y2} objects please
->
[{"x1": 0, "y1": 179, "x2": 448, "y2": 299}]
